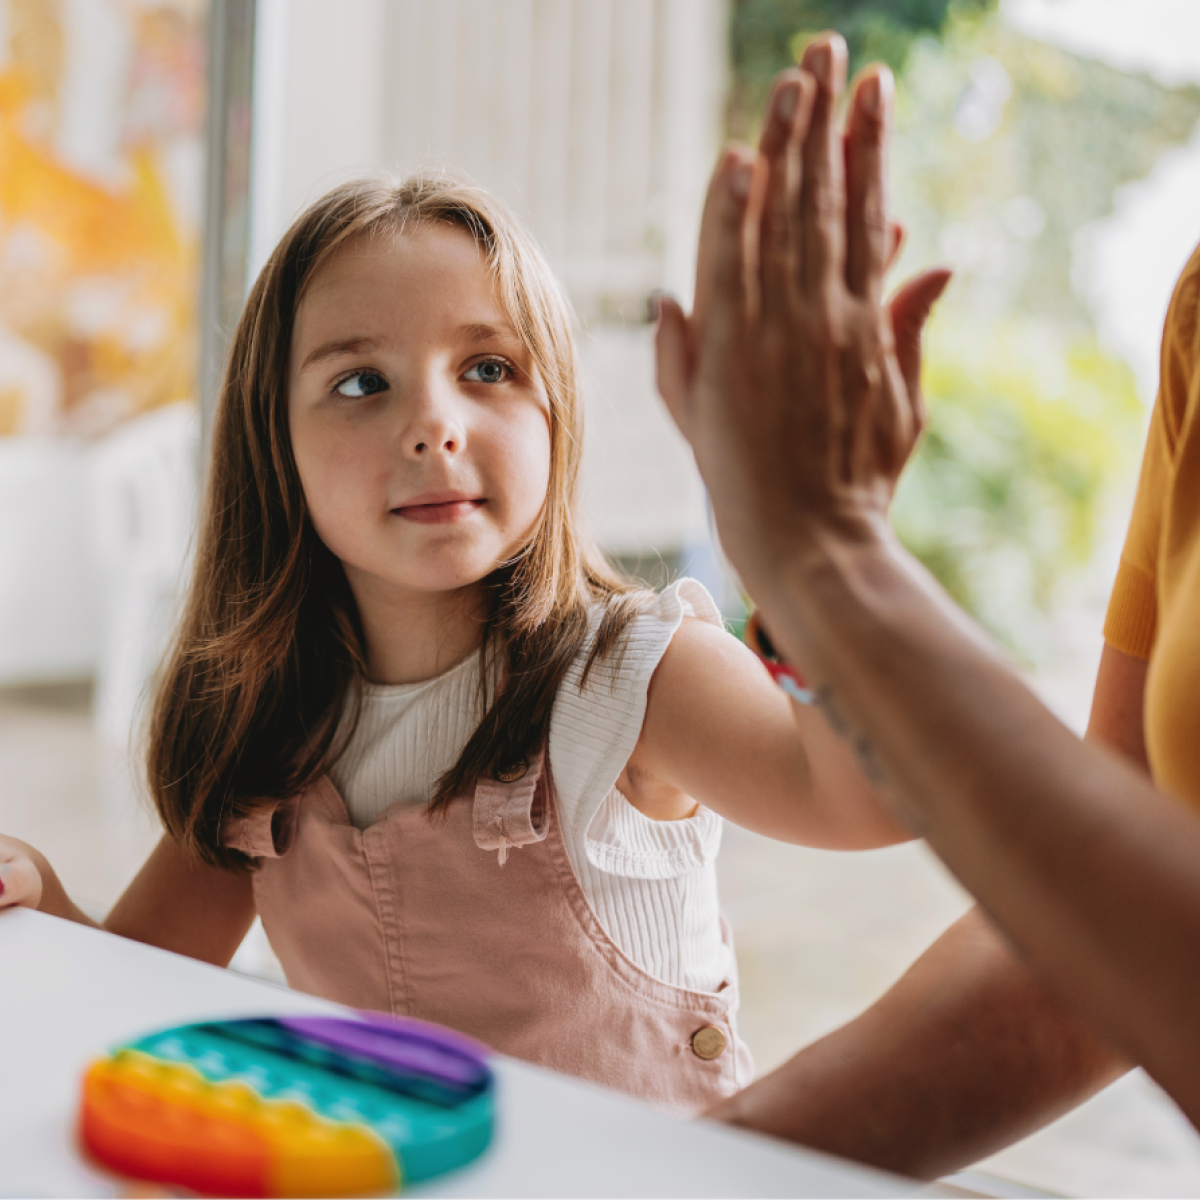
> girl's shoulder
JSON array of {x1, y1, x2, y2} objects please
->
[
  {"x1": 631, "y1": 576, "x2": 724, "y2": 632},
  {"x1": 548, "y1": 578, "x2": 724, "y2": 841},
  {"x1": 574, "y1": 576, "x2": 725, "y2": 691}
]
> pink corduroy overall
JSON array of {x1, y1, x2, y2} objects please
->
[{"x1": 222, "y1": 749, "x2": 752, "y2": 1116}]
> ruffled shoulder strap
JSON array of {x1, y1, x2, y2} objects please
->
[
  {"x1": 220, "y1": 795, "x2": 301, "y2": 860},
  {"x1": 547, "y1": 578, "x2": 723, "y2": 845}
]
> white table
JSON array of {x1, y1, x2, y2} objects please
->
[{"x1": 1, "y1": 909, "x2": 921, "y2": 1197}]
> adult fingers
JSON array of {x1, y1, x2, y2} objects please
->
[
  {"x1": 693, "y1": 145, "x2": 747, "y2": 337},
  {"x1": 0, "y1": 854, "x2": 43, "y2": 911},
  {"x1": 845, "y1": 66, "x2": 894, "y2": 301},
  {"x1": 655, "y1": 294, "x2": 692, "y2": 437},
  {"x1": 887, "y1": 221, "x2": 905, "y2": 272},
  {"x1": 756, "y1": 70, "x2": 814, "y2": 319},
  {"x1": 698, "y1": 148, "x2": 755, "y2": 372},
  {"x1": 799, "y1": 33, "x2": 848, "y2": 296},
  {"x1": 840, "y1": 138, "x2": 902, "y2": 270},
  {"x1": 889, "y1": 268, "x2": 953, "y2": 405}
]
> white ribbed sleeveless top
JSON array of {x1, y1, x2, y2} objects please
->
[{"x1": 329, "y1": 579, "x2": 732, "y2": 994}]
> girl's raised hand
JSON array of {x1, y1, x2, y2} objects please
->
[
  {"x1": 656, "y1": 34, "x2": 950, "y2": 601},
  {"x1": 0, "y1": 834, "x2": 44, "y2": 911}
]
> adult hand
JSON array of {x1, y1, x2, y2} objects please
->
[
  {"x1": 0, "y1": 834, "x2": 44, "y2": 911},
  {"x1": 656, "y1": 34, "x2": 950, "y2": 600}
]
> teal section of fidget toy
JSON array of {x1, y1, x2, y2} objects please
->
[{"x1": 122, "y1": 1019, "x2": 494, "y2": 1184}]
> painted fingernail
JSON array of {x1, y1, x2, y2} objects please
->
[
  {"x1": 731, "y1": 161, "x2": 753, "y2": 200},
  {"x1": 0, "y1": 864, "x2": 7, "y2": 899},
  {"x1": 776, "y1": 81, "x2": 799, "y2": 122}
]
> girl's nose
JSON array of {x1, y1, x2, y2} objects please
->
[{"x1": 402, "y1": 380, "x2": 465, "y2": 459}]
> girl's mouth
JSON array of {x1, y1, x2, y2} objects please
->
[{"x1": 391, "y1": 494, "x2": 486, "y2": 524}]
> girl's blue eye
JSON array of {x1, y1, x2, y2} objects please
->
[
  {"x1": 464, "y1": 360, "x2": 510, "y2": 384},
  {"x1": 335, "y1": 371, "x2": 388, "y2": 398}
]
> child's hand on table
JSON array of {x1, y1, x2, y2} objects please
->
[{"x1": 0, "y1": 834, "x2": 44, "y2": 911}]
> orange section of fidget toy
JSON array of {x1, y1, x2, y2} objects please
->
[{"x1": 80, "y1": 1050, "x2": 397, "y2": 1198}]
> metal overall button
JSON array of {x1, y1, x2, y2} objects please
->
[
  {"x1": 690, "y1": 1026, "x2": 727, "y2": 1061},
  {"x1": 494, "y1": 759, "x2": 528, "y2": 784}
]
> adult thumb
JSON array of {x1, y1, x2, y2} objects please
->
[
  {"x1": 889, "y1": 268, "x2": 952, "y2": 400},
  {"x1": 654, "y1": 293, "x2": 692, "y2": 437}
]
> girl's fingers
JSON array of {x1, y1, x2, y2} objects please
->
[
  {"x1": 756, "y1": 70, "x2": 813, "y2": 318},
  {"x1": 845, "y1": 66, "x2": 894, "y2": 301},
  {"x1": 654, "y1": 294, "x2": 692, "y2": 435},
  {"x1": 0, "y1": 855, "x2": 43, "y2": 911},
  {"x1": 799, "y1": 33, "x2": 848, "y2": 296}
]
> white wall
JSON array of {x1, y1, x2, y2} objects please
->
[{"x1": 0, "y1": 439, "x2": 97, "y2": 684}]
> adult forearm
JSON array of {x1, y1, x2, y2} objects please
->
[
  {"x1": 710, "y1": 908, "x2": 1124, "y2": 1179},
  {"x1": 752, "y1": 531, "x2": 1200, "y2": 1123}
]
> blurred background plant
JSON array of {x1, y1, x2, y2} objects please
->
[
  {"x1": 728, "y1": 0, "x2": 994, "y2": 136},
  {"x1": 728, "y1": 0, "x2": 1200, "y2": 660}
]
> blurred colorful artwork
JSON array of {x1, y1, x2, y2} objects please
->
[{"x1": 0, "y1": 0, "x2": 204, "y2": 437}]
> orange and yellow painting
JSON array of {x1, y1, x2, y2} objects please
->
[{"x1": 0, "y1": 0, "x2": 204, "y2": 436}]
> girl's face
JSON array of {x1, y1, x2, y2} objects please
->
[{"x1": 288, "y1": 224, "x2": 552, "y2": 603}]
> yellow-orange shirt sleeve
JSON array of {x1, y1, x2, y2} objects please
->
[{"x1": 1103, "y1": 244, "x2": 1200, "y2": 659}]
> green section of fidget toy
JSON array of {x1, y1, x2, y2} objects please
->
[{"x1": 122, "y1": 1022, "x2": 494, "y2": 1184}]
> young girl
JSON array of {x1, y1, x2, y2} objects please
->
[{"x1": 1, "y1": 172, "x2": 911, "y2": 1116}]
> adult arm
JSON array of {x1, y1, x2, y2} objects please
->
[
  {"x1": 660, "y1": 36, "x2": 1200, "y2": 1129},
  {"x1": 707, "y1": 642, "x2": 1146, "y2": 1178},
  {"x1": 625, "y1": 69, "x2": 935, "y2": 852},
  {"x1": 1086, "y1": 643, "x2": 1149, "y2": 772},
  {"x1": 713, "y1": 909, "x2": 1124, "y2": 1179}
]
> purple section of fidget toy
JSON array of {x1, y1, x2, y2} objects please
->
[{"x1": 278, "y1": 1017, "x2": 486, "y2": 1086}]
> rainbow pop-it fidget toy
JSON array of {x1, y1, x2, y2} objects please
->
[{"x1": 78, "y1": 1014, "x2": 495, "y2": 1197}]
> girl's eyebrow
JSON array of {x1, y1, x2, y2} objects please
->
[
  {"x1": 299, "y1": 335, "x2": 384, "y2": 373},
  {"x1": 456, "y1": 321, "x2": 519, "y2": 344},
  {"x1": 298, "y1": 324, "x2": 520, "y2": 375}
]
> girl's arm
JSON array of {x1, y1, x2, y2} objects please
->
[
  {"x1": 625, "y1": 615, "x2": 910, "y2": 848},
  {"x1": 1, "y1": 832, "x2": 255, "y2": 968},
  {"x1": 105, "y1": 836, "x2": 256, "y2": 966}
]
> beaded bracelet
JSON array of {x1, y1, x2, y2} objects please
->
[{"x1": 744, "y1": 611, "x2": 817, "y2": 705}]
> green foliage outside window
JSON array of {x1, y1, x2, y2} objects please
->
[
  {"x1": 728, "y1": 0, "x2": 996, "y2": 140},
  {"x1": 893, "y1": 322, "x2": 1141, "y2": 657}
]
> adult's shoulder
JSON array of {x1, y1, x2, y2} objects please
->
[{"x1": 1158, "y1": 240, "x2": 1200, "y2": 445}]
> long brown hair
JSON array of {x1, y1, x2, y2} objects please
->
[{"x1": 148, "y1": 174, "x2": 646, "y2": 869}]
